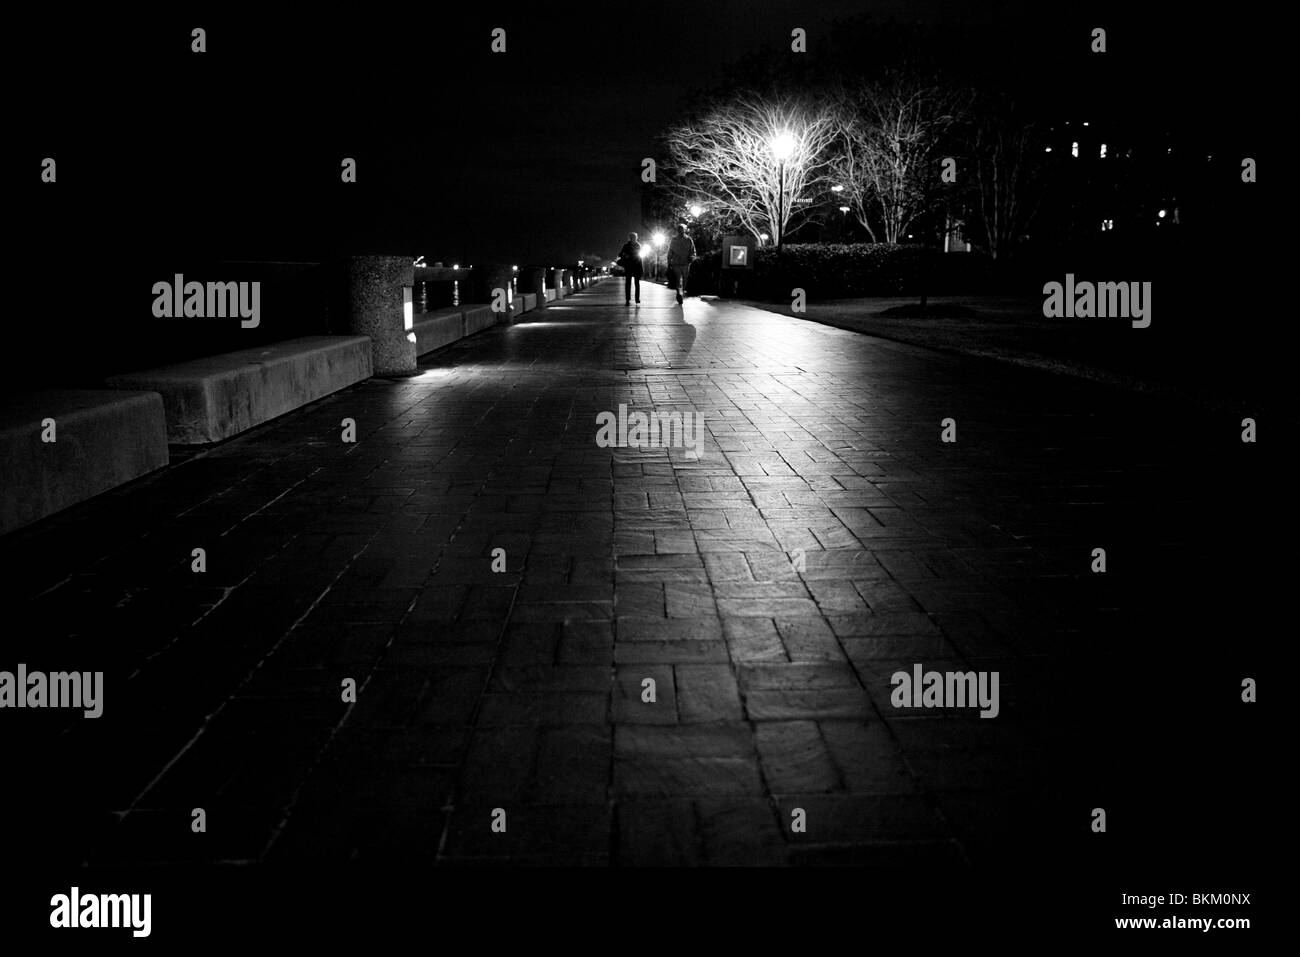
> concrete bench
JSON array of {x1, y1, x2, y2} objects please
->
[
  {"x1": 517, "y1": 292, "x2": 537, "y2": 313},
  {"x1": 1, "y1": 390, "x2": 169, "y2": 535},
  {"x1": 463, "y1": 304, "x2": 496, "y2": 336},
  {"x1": 544, "y1": 289, "x2": 557, "y2": 303},
  {"x1": 106, "y1": 335, "x2": 372, "y2": 444},
  {"x1": 413, "y1": 307, "x2": 464, "y2": 355}
]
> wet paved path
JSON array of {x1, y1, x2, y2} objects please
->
[{"x1": 3, "y1": 277, "x2": 1268, "y2": 868}]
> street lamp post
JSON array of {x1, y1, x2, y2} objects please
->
[
  {"x1": 777, "y1": 163, "x2": 784, "y2": 252},
  {"x1": 770, "y1": 133, "x2": 796, "y2": 253}
]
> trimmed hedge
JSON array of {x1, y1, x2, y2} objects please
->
[{"x1": 689, "y1": 242, "x2": 998, "y2": 299}]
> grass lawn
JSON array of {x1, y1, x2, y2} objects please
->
[{"x1": 741, "y1": 294, "x2": 1276, "y2": 415}]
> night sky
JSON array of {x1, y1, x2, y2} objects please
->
[{"x1": 17, "y1": 2, "x2": 1267, "y2": 268}]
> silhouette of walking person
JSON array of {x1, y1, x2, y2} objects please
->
[
  {"x1": 618, "y1": 232, "x2": 643, "y2": 305},
  {"x1": 667, "y1": 224, "x2": 697, "y2": 305}
]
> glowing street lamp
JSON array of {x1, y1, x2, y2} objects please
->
[
  {"x1": 649, "y1": 232, "x2": 667, "y2": 278},
  {"x1": 771, "y1": 132, "x2": 796, "y2": 162},
  {"x1": 830, "y1": 184, "x2": 844, "y2": 193},
  {"x1": 689, "y1": 204, "x2": 703, "y2": 218}
]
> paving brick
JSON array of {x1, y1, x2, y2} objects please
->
[
  {"x1": 612, "y1": 666, "x2": 676, "y2": 724},
  {"x1": 755, "y1": 721, "x2": 841, "y2": 793},
  {"x1": 744, "y1": 688, "x2": 872, "y2": 721},
  {"x1": 616, "y1": 800, "x2": 702, "y2": 865},
  {"x1": 6, "y1": 275, "x2": 1265, "y2": 872},
  {"x1": 675, "y1": 664, "x2": 744, "y2": 722}
]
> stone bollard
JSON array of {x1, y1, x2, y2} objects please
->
[
  {"x1": 345, "y1": 255, "x2": 417, "y2": 377},
  {"x1": 472, "y1": 263, "x2": 517, "y2": 323},
  {"x1": 519, "y1": 266, "x2": 546, "y2": 305}
]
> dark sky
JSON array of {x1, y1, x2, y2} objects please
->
[{"x1": 17, "y1": 1, "x2": 1269, "y2": 269}]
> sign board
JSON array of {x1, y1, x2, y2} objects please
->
[{"x1": 721, "y1": 234, "x2": 755, "y2": 270}]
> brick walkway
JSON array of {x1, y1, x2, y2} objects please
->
[{"x1": 2, "y1": 278, "x2": 1269, "y2": 869}]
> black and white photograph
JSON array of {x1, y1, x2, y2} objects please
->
[{"x1": 3, "y1": 0, "x2": 1277, "y2": 943}]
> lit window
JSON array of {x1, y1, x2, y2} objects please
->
[
  {"x1": 1099, "y1": 143, "x2": 1107, "y2": 159},
  {"x1": 1071, "y1": 142, "x2": 1079, "y2": 158}
]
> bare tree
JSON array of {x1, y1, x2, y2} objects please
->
[
  {"x1": 834, "y1": 75, "x2": 967, "y2": 244},
  {"x1": 662, "y1": 94, "x2": 840, "y2": 246},
  {"x1": 970, "y1": 96, "x2": 1048, "y2": 260}
]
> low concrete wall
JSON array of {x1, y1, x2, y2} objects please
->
[
  {"x1": 518, "y1": 267, "x2": 546, "y2": 307},
  {"x1": 107, "y1": 335, "x2": 372, "y2": 444},
  {"x1": 1, "y1": 390, "x2": 169, "y2": 535},
  {"x1": 413, "y1": 308, "x2": 464, "y2": 355},
  {"x1": 463, "y1": 305, "x2": 496, "y2": 336},
  {"x1": 413, "y1": 300, "x2": 530, "y2": 356}
]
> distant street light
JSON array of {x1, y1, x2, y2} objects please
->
[
  {"x1": 838, "y1": 205, "x2": 850, "y2": 214},
  {"x1": 650, "y1": 233, "x2": 666, "y2": 278},
  {"x1": 830, "y1": 184, "x2": 844, "y2": 193},
  {"x1": 689, "y1": 204, "x2": 703, "y2": 218}
]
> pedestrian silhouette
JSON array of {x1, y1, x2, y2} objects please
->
[
  {"x1": 618, "y1": 232, "x2": 643, "y2": 305},
  {"x1": 667, "y1": 224, "x2": 697, "y2": 305}
]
